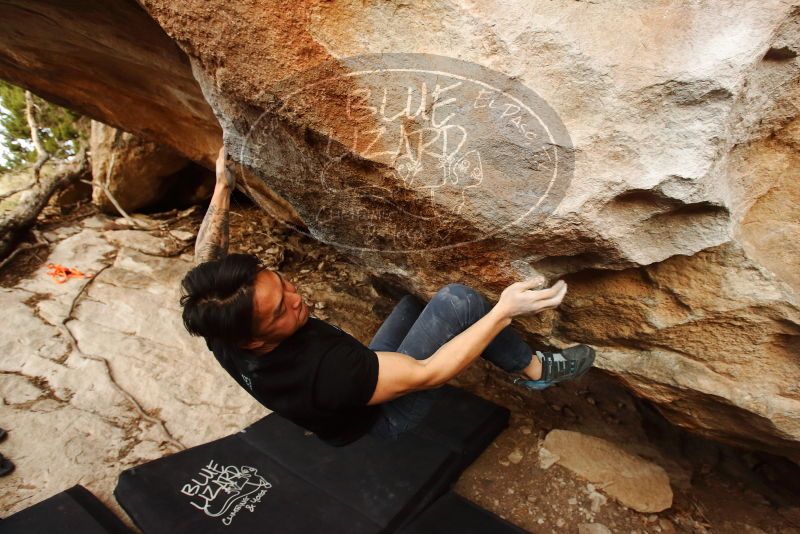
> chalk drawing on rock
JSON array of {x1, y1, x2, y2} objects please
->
[{"x1": 240, "y1": 53, "x2": 574, "y2": 253}]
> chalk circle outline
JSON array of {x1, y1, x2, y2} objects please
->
[{"x1": 239, "y1": 52, "x2": 573, "y2": 253}]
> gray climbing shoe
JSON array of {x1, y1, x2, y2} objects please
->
[{"x1": 512, "y1": 344, "x2": 596, "y2": 390}]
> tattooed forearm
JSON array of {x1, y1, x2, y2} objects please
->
[
  {"x1": 194, "y1": 195, "x2": 231, "y2": 264},
  {"x1": 194, "y1": 146, "x2": 236, "y2": 265}
]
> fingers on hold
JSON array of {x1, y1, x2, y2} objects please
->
[
  {"x1": 538, "y1": 279, "x2": 565, "y2": 297},
  {"x1": 520, "y1": 275, "x2": 546, "y2": 290},
  {"x1": 535, "y1": 285, "x2": 567, "y2": 309},
  {"x1": 537, "y1": 296, "x2": 563, "y2": 311}
]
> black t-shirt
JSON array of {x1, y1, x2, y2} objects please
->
[{"x1": 205, "y1": 317, "x2": 381, "y2": 446}]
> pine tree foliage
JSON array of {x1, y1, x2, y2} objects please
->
[{"x1": 0, "y1": 82, "x2": 86, "y2": 172}]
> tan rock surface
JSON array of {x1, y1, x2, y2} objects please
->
[
  {"x1": 543, "y1": 429, "x2": 674, "y2": 513},
  {"x1": 0, "y1": 216, "x2": 266, "y2": 518},
  {"x1": 89, "y1": 121, "x2": 190, "y2": 214},
  {"x1": 1, "y1": 0, "x2": 799, "y2": 460}
]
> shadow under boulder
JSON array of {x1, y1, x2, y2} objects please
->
[{"x1": 90, "y1": 120, "x2": 213, "y2": 214}]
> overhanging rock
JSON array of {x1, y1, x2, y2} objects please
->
[{"x1": 2, "y1": 0, "x2": 799, "y2": 460}]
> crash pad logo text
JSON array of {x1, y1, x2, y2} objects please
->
[{"x1": 180, "y1": 460, "x2": 272, "y2": 526}]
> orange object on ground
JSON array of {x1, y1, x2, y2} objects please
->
[{"x1": 46, "y1": 263, "x2": 92, "y2": 284}]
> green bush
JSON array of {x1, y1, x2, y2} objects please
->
[{"x1": 0, "y1": 82, "x2": 87, "y2": 172}]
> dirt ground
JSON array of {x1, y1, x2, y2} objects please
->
[{"x1": 2, "y1": 196, "x2": 800, "y2": 533}]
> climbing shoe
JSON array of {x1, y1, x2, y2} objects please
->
[{"x1": 511, "y1": 344, "x2": 596, "y2": 390}]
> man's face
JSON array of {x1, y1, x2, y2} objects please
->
[{"x1": 248, "y1": 269, "x2": 310, "y2": 350}]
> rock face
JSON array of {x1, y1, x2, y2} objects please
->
[
  {"x1": 0, "y1": 214, "x2": 267, "y2": 519},
  {"x1": 1, "y1": 1, "x2": 800, "y2": 460},
  {"x1": 0, "y1": 0, "x2": 220, "y2": 167},
  {"x1": 542, "y1": 429, "x2": 673, "y2": 513}
]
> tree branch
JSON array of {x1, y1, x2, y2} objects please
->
[
  {"x1": 24, "y1": 90, "x2": 50, "y2": 182},
  {"x1": 0, "y1": 146, "x2": 89, "y2": 260}
]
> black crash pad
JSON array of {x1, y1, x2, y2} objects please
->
[
  {"x1": 0, "y1": 485, "x2": 131, "y2": 534},
  {"x1": 115, "y1": 385, "x2": 509, "y2": 533},
  {"x1": 408, "y1": 384, "x2": 510, "y2": 465},
  {"x1": 398, "y1": 492, "x2": 529, "y2": 534}
]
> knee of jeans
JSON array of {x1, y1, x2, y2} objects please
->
[
  {"x1": 436, "y1": 283, "x2": 476, "y2": 300},
  {"x1": 432, "y1": 283, "x2": 482, "y2": 315}
]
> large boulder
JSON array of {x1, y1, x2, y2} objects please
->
[
  {"x1": 90, "y1": 120, "x2": 195, "y2": 213},
  {"x1": 0, "y1": 0, "x2": 219, "y2": 167},
  {"x1": 1, "y1": 0, "x2": 799, "y2": 460}
]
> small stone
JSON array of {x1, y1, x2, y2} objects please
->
[
  {"x1": 647, "y1": 514, "x2": 658, "y2": 523},
  {"x1": 300, "y1": 268, "x2": 311, "y2": 274},
  {"x1": 563, "y1": 406, "x2": 577, "y2": 418},
  {"x1": 508, "y1": 448, "x2": 524, "y2": 464},
  {"x1": 499, "y1": 460, "x2": 510, "y2": 467},
  {"x1": 587, "y1": 487, "x2": 608, "y2": 512},
  {"x1": 557, "y1": 518, "x2": 565, "y2": 527},
  {"x1": 527, "y1": 494, "x2": 537, "y2": 503},
  {"x1": 586, "y1": 395, "x2": 596, "y2": 406},
  {"x1": 550, "y1": 403, "x2": 562, "y2": 412},
  {"x1": 537, "y1": 518, "x2": 544, "y2": 525},
  {"x1": 520, "y1": 426, "x2": 532, "y2": 435},
  {"x1": 314, "y1": 301, "x2": 326, "y2": 310},
  {"x1": 317, "y1": 261, "x2": 325, "y2": 270},
  {"x1": 507, "y1": 488, "x2": 515, "y2": 495},
  {"x1": 568, "y1": 497, "x2": 578, "y2": 505},
  {"x1": 538, "y1": 446, "x2": 560, "y2": 469}
]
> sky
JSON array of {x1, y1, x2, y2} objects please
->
[{"x1": 0, "y1": 101, "x2": 36, "y2": 172}]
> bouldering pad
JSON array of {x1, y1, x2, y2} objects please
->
[
  {"x1": 0, "y1": 485, "x2": 131, "y2": 534},
  {"x1": 114, "y1": 385, "x2": 509, "y2": 533}
]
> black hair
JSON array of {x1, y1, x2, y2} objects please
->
[{"x1": 179, "y1": 253, "x2": 264, "y2": 346}]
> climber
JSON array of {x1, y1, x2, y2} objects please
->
[{"x1": 179, "y1": 146, "x2": 596, "y2": 446}]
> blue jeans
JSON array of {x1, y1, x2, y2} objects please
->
[{"x1": 366, "y1": 284, "x2": 534, "y2": 441}]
